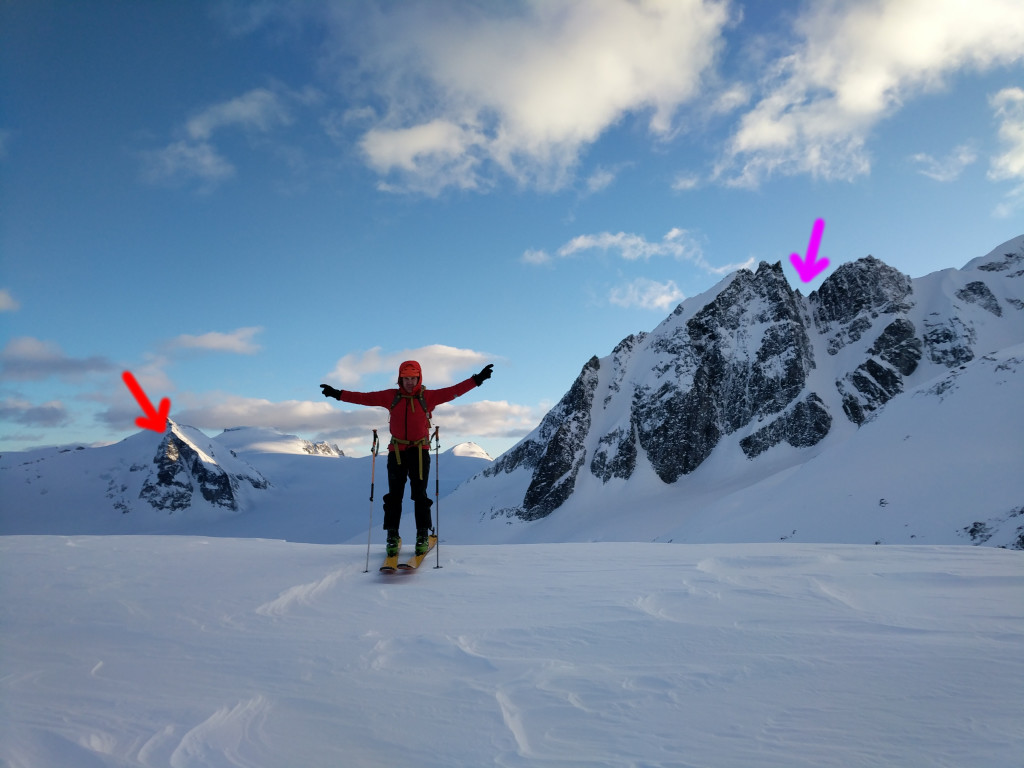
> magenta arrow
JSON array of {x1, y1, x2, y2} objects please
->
[{"x1": 789, "y1": 218, "x2": 829, "y2": 282}]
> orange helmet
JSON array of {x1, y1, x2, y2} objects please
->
[{"x1": 398, "y1": 360, "x2": 422, "y2": 380}]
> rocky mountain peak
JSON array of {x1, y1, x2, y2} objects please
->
[
  {"x1": 465, "y1": 238, "x2": 1024, "y2": 523},
  {"x1": 136, "y1": 422, "x2": 268, "y2": 514},
  {"x1": 813, "y1": 256, "x2": 912, "y2": 324}
]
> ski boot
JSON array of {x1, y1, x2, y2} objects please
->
[
  {"x1": 415, "y1": 528, "x2": 431, "y2": 556},
  {"x1": 385, "y1": 530, "x2": 401, "y2": 557}
]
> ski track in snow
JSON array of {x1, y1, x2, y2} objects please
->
[{"x1": 1, "y1": 536, "x2": 1022, "y2": 768}]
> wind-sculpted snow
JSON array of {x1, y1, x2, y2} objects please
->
[{"x1": 2, "y1": 536, "x2": 1021, "y2": 767}]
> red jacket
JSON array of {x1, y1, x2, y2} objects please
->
[{"x1": 339, "y1": 378, "x2": 478, "y2": 450}]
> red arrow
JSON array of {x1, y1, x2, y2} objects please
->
[{"x1": 122, "y1": 370, "x2": 171, "y2": 433}]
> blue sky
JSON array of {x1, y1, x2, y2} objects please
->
[{"x1": 2, "y1": 0, "x2": 1023, "y2": 458}]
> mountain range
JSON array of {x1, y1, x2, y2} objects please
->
[
  {"x1": 2, "y1": 234, "x2": 1022, "y2": 548},
  {"x1": 441, "y1": 233, "x2": 1024, "y2": 548},
  {"x1": 0, "y1": 423, "x2": 491, "y2": 542}
]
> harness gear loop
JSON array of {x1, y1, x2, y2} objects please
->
[{"x1": 388, "y1": 435, "x2": 430, "y2": 479}]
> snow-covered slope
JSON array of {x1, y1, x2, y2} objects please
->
[
  {"x1": 444, "y1": 342, "x2": 1024, "y2": 547},
  {"x1": 445, "y1": 235, "x2": 1024, "y2": 547},
  {"x1": 2, "y1": 536, "x2": 1021, "y2": 767},
  {"x1": 0, "y1": 425, "x2": 490, "y2": 544},
  {"x1": 0, "y1": 422, "x2": 270, "y2": 535}
]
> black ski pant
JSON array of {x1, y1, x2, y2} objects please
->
[{"x1": 382, "y1": 447, "x2": 432, "y2": 532}]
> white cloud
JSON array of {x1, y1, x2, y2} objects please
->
[
  {"x1": 548, "y1": 227, "x2": 752, "y2": 276},
  {"x1": 671, "y1": 173, "x2": 701, "y2": 191},
  {"x1": 0, "y1": 397, "x2": 70, "y2": 428},
  {"x1": 718, "y1": 0, "x2": 1024, "y2": 187},
  {"x1": 0, "y1": 288, "x2": 20, "y2": 312},
  {"x1": 338, "y1": 0, "x2": 731, "y2": 193},
  {"x1": 609, "y1": 278, "x2": 686, "y2": 311},
  {"x1": 142, "y1": 140, "x2": 235, "y2": 187},
  {"x1": 523, "y1": 228, "x2": 751, "y2": 308},
  {"x1": 325, "y1": 344, "x2": 492, "y2": 388},
  {"x1": 425, "y1": 399, "x2": 541, "y2": 440},
  {"x1": 173, "y1": 393, "x2": 540, "y2": 456},
  {"x1": 143, "y1": 86, "x2": 308, "y2": 189},
  {"x1": 910, "y1": 143, "x2": 978, "y2": 182},
  {"x1": 584, "y1": 167, "x2": 618, "y2": 194},
  {"x1": 360, "y1": 120, "x2": 485, "y2": 194},
  {"x1": 0, "y1": 337, "x2": 114, "y2": 381},
  {"x1": 520, "y1": 248, "x2": 552, "y2": 266},
  {"x1": 168, "y1": 327, "x2": 263, "y2": 355},
  {"x1": 989, "y1": 87, "x2": 1024, "y2": 179},
  {"x1": 175, "y1": 395, "x2": 348, "y2": 436},
  {"x1": 185, "y1": 88, "x2": 292, "y2": 141},
  {"x1": 989, "y1": 87, "x2": 1024, "y2": 217},
  {"x1": 559, "y1": 228, "x2": 703, "y2": 262}
]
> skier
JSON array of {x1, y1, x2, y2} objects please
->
[{"x1": 320, "y1": 360, "x2": 493, "y2": 557}]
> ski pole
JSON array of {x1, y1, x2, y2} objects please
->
[
  {"x1": 364, "y1": 429, "x2": 379, "y2": 573},
  {"x1": 432, "y1": 426, "x2": 442, "y2": 569}
]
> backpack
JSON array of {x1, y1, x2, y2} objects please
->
[
  {"x1": 388, "y1": 388, "x2": 433, "y2": 477},
  {"x1": 390, "y1": 388, "x2": 430, "y2": 421}
]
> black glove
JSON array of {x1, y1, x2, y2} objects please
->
[
  {"x1": 320, "y1": 384, "x2": 342, "y2": 400},
  {"x1": 472, "y1": 364, "x2": 493, "y2": 386}
]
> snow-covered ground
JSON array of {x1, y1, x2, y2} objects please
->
[
  {"x1": 3, "y1": 242, "x2": 1023, "y2": 766},
  {"x1": 2, "y1": 536, "x2": 1021, "y2": 767}
]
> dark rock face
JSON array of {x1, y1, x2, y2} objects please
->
[
  {"x1": 485, "y1": 357, "x2": 599, "y2": 520},
  {"x1": 634, "y1": 262, "x2": 814, "y2": 483},
  {"x1": 871, "y1": 319, "x2": 923, "y2": 377},
  {"x1": 632, "y1": 375, "x2": 721, "y2": 483},
  {"x1": 740, "y1": 394, "x2": 832, "y2": 458},
  {"x1": 976, "y1": 248, "x2": 1024, "y2": 273},
  {"x1": 478, "y1": 243, "x2": 1021, "y2": 522},
  {"x1": 812, "y1": 256, "x2": 914, "y2": 355},
  {"x1": 139, "y1": 428, "x2": 268, "y2": 513},
  {"x1": 956, "y1": 281, "x2": 1002, "y2": 317},
  {"x1": 922, "y1": 315, "x2": 976, "y2": 366},
  {"x1": 590, "y1": 426, "x2": 636, "y2": 483},
  {"x1": 833, "y1": 318, "x2": 924, "y2": 425},
  {"x1": 520, "y1": 357, "x2": 599, "y2": 519}
]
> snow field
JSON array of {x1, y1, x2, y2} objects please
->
[{"x1": 2, "y1": 536, "x2": 1022, "y2": 767}]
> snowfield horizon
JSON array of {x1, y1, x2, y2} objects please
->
[{"x1": 2, "y1": 536, "x2": 1021, "y2": 767}]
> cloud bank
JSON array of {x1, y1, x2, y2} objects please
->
[{"x1": 336, "y1": 0, "x2": 731, "y2": 194}]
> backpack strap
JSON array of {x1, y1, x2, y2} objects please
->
[
  {"x1": 388, "y1": 389, "x2": 432, "y2": 479},
  {"x1": 390, "y1": 388, "x2": 430, "y2": 418}
]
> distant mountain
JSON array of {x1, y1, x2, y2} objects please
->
[
  {"x1": 450, "y1": 441, "x2": 494, "y2": 460},
  {"x1": 135, "y1": 422, "x2": 270, "y2": 513},
  {"x1": 215, "y1": 426, "x2": 345, "y2": 457},
  {"x1": 443, "y1": 234, "x2": 1024, "y2": 548},
  {"x1": 0, "y1": 424, "x2": 490, "y2": 542}
]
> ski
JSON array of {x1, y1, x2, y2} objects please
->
[
  {"x1": 397, "y1": 535, "x2": 437, "y2": 571},
  {"x1": 379, "y1": 538, "x2": 401, "y2": 573}
]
